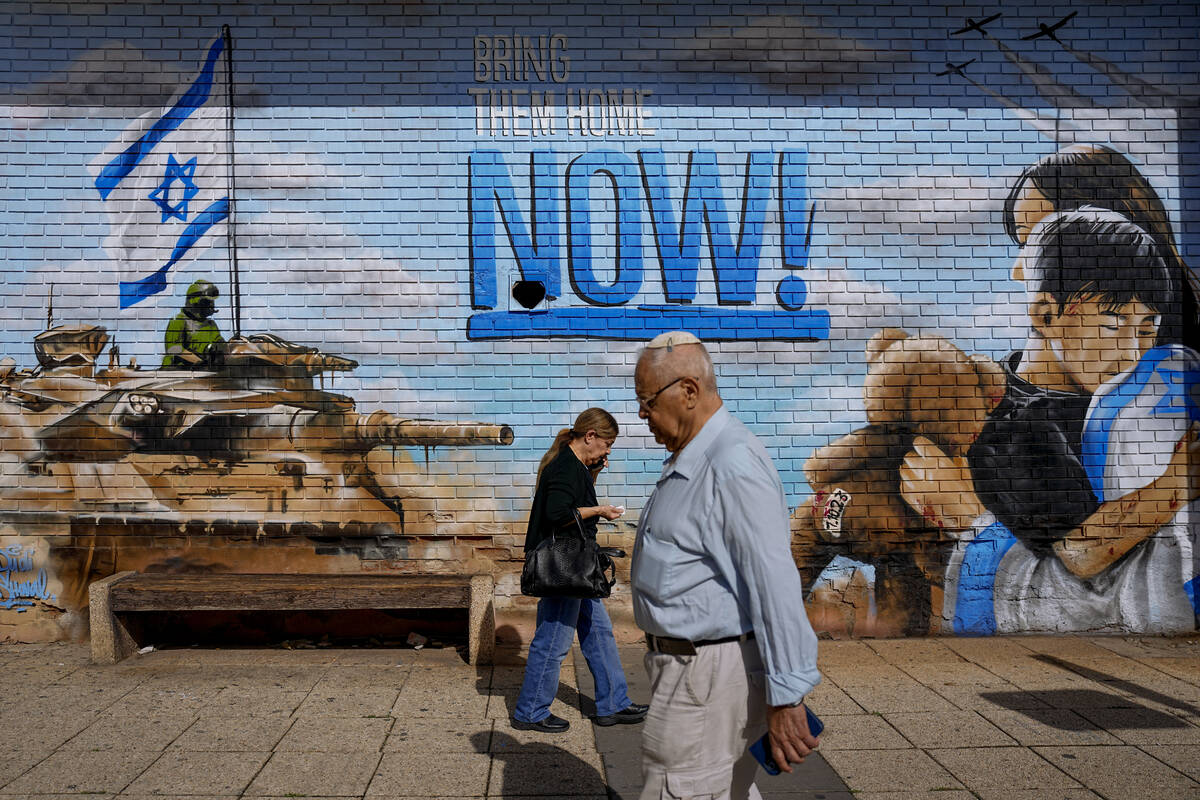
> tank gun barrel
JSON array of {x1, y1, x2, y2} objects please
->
[
  {"x1": 353, "y1": 411, "x2": 514, "y2": 448},
  {"x1": 286, "y1": 410, "x2": 514, "y2": 452}
]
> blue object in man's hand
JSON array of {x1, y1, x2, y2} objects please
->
[{"x1": 749, "y1": 706, "x2": 824, "y2": 776}]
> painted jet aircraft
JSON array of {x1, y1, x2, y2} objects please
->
[
  {"x1": 935, "y1": 58, "x2": 977, "y2": 77},
  {"x1": 1022, "y1": 12, "x2": 1078, "y2": 42},
  {"x1": 951, "y1": 13, "x2": 1002, "y2": 37}
]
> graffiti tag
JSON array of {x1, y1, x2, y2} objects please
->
[
  {"x1": 0, "y1": 545, "x2": 56, "y2": 610},
  {"x1": 822, "y1": 488, "x2": 851, "y2": 537}
]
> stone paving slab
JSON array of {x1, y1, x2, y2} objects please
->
[
  {"x1": 385, "y1": 716, "x2": 493, "y2": 752},
  {"x1": 121, "y1": 750, "x2": 270, "y2": 795},
  {"x1": 246, "y1": 749, "x2": 382, "y2": 796},
  {"x1": 1075, "y1": 704, "x2": 1200, "y2": 744},
  {"x1": 275, "y1": 713, "x2": 393, "y2": 752},
  {"x1": 824, "y1": 747, "x2": 965, "y2": 792},
  {"x1": 169, "y1": 710, "x2": 297, "y2": 751},
  {"x1": 1034, "y1": 744, "x2": 1200, "y2": 798},
  {"x1": 1, "y1": 634, "x2": 1199, "y2": 797},
  {"x1": 973, "y1": 706, "x2": 1123, "y2": 746},
  {"x1": 883, "y1": 710, "x2": 1018, "y2": 749},
  {"x1": 299, "y1": 684, "x2": 401, "y2": 717},
  {"x1": 893, "y1": 660, "x2": 1005, "y2": 685},
  {"x1": 204, "y1": 686, "x2": 309, "y2": 716},
  {"x1": 104, "y1": 684, "x2": 220, "y2": 715},
  {"x1": 2, "y1": 749, "x2": 161, "y2": 794},
  {"x1": 816, "y1": 640, "x2": 887, "y2": 667},
  {"x1": 0, "y1": 749, "x2": 54, "y2": 789},
  {"x1": 927, "y1": 746, "x2": 1081, "y2": 792},
  {"x1": 817, "y1": 713, "x2": 910, "y2": 750},
  {"x1": 367, "y1": 750, "x2": 491, "y2": 796},
  {"x1": 926, "y1": 681, "x2": 1048, "y2": 712},
  {"x1": 970, "y1": 791, "x2": 1102, "y2": 800},
  {"x1": 804, "y1": 679, "x2": 863, "y2": 715},
  {"x1": 819, "y1": 662, "x2": 911, "y2": 686},
  {"x1": 1, "y1": 708, "x2": 95, "y2": 750},
  {"x1": 1140, "y1": 743, "x2": 1200, "y2": 780},
  {"x1": 839, "y1": 680, "x2": 959, "y2": 714},
  {"x1": 488, "y1": 749, "x2": 608, "y2": 796},
  {"x1": 61, "y1": 708, "x2": 198, "y2": 751}
]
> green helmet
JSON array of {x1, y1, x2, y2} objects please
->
[
  {"x1": 186, "y1": 279, "x2": 219, "y2": 305},
  {"x1": 184, "y1": 279, "x2": 219, "y2": 319}
]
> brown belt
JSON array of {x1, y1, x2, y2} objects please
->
[{"x1": 644, "y1": 631, "x2": 755, "y2": 656}]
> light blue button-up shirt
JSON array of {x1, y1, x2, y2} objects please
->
[{"x1": 632, "y1": 404, "x2": 821, "y2": 706}]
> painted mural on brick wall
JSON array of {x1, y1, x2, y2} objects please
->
[{"x1": 1, "y1": 2, "x2": 1198, "y2": 641}]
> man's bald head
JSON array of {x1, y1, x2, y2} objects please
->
[
  {"x1": 637, "y1": 331, "x2": 718, "y2": 394},
  {"x1": 634, "y1": 332, "x2": 722, "y2": 453}
]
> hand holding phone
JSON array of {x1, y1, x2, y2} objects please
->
[{"x1": 749, "y1": 705, "x2": 823, "y2": 776}]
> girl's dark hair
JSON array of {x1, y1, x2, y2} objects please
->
[
  {"x1": 537, "y1": 407, "x2": 618, "y2": 481},
  {"x1": 1026, "y1": 209, "x2": 1172, "y2": 318},
  {"x1": 1006, "y1": 144, "x2": 1197, "y2": 346}
]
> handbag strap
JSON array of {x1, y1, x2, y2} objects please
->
[
  {"x1": 601, "y1": 549, "x2": 617, "y2": 589},
  {"x1": 577, "y1": 508, "x2": 617, "y2": 590},
  {"x1": 544, "y1": 508, "x2": 588, "y2": 543},
  {"x1": 570, "y1": 507, "x2": 590, "y2": 538}
]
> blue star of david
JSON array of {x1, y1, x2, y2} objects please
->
[
  {"x1": 1151, "y1": 366, "x2": 1200, "y2": 422},
  {"x1": 148, "y1": 154, "x2": 200, "y2": 222}
]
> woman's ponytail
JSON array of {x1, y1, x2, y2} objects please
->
[
  {"x1": 535, "y1": 408, "x2": 619, "y2": 481},
  {"x1": 537, "y1": 428, "x2": 576, "y2": 481}
]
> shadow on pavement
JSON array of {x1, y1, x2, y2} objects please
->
[
  {"x1": 476, "y1": 731, "x2": 609, "y2": 797},
  {"x1": 1034, "y1": 653, "x2": 1200, "y2": 715},
  {"x1": 981, "y1": 688, "x2": 1189, "y2": 729}
]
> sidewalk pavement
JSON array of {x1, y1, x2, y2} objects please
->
[{"x1": 0, "y1": 634, "x2": 1197, "y2": 798}]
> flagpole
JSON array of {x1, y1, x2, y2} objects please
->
[{"x1": 222, "y1": 23, "x2": 242, "y2": 337}]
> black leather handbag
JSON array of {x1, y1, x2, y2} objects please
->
[{"x1": 520, "y1": 509, "x2": 617, "y2": 598}]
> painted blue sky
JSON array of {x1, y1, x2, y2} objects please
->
[
  {"x1": 3, "y1": 1, "x2": 1198, "y2": 108},
  {"x1": 0, "y1": 1, "x2": 1195, "y2": 515}
]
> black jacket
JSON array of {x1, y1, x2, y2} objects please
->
[
  {"x1": 967, "y1": 352, "x2": 1099, "y2": 554},
  {"x1": 524, "y1": 446, "x2": 598, "y2": 552}
]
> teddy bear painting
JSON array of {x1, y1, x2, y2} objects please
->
[{"x1": 793, "y1": 329, "x2": 1005, "y2": 636}]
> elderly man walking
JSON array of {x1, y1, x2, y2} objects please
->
[{"x1": 631, "y1": 331, "x2": 821, "y2": 800}]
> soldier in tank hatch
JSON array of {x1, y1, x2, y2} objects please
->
[{"x1": 162, "y1": 279, "x2": 225, "y2": 368}]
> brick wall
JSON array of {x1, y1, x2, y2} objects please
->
[{"x1": 1, "y1": 1, "x2": 1198, "y2": 643}]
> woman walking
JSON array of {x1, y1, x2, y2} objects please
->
[{"x1": 511, "y1": 408, "x2": 648, "y2": 733}]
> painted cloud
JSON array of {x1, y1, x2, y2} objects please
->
[
  {"x1": 2, "y1": 41, "x2": 265, "y2": 112},
  {"x1": 657, "y1": 14, "x2": 909, "y2": 89}
]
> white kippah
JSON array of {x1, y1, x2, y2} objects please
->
[{"x1": 646, "y1": 330, "x2": 702, "y2": 350}]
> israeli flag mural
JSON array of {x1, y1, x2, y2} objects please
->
[{"x1": 88, "y1": 33, "x2": 231, "y2": 309}]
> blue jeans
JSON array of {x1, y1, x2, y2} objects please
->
[{"x1": 513, "y1": 596, "x2": 632, "y2": 722}]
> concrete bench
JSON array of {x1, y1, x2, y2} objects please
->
[{"x1": 89, "y1": 572, "x2": 495, "y2": 665}]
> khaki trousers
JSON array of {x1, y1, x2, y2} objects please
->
[{"x1": 639, "y1": 639, "x2": 767, "y2": 800}]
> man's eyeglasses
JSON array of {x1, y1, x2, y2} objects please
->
[{"x1": 636, "y1": 376, "x2": 687, "y2": 411}]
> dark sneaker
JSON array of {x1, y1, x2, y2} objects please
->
[
  {"x1": 592, "y1": 703, "x2": 649, "y2": 726},
  {"x1": 511, "y1": 713, "x2": 570, "y2": 733}
]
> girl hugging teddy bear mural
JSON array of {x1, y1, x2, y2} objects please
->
[{"x1": 795, "y1": 145, "x2": 1200, "y2": 638}]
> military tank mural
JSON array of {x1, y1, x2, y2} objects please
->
[{"x1": 0, "y1": 322, "x2": 514, "y2": 638}]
